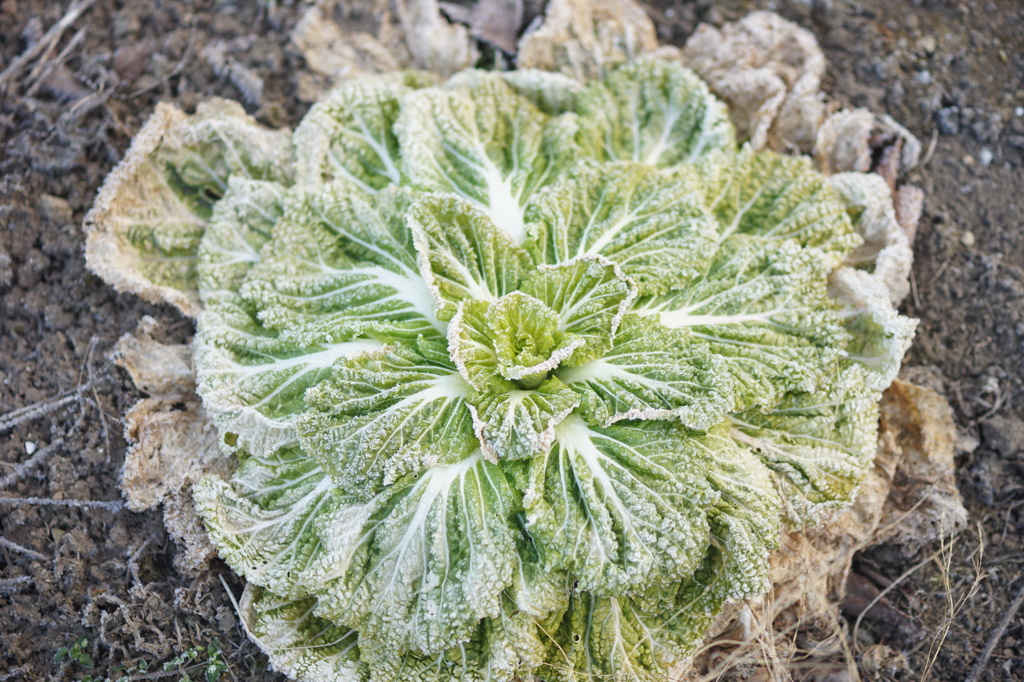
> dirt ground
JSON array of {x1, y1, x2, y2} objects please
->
[{"x1": 1, "y1": 0, "x2": 1022, "y2": 680}]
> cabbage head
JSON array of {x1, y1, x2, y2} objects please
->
[{"x1": 87, "y1": 55, "x2": 915, "y2": 682}]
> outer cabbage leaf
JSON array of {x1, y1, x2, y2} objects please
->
[
  {"x1": 241, "y1": 184, "x2": 444, "y2": 342},
  {"x1": 524, "y1": 416, "x2": 715, "y2": 594},
  {"x1": 695, "y1": 147, "x2": 860, "y2": 263},
  {"x1": 293, "y1": 72, "x2": 437, "y2": 188},
  {"x1": 523, "y1": 163, "x2": 719, "y2": 295},
  {"x1": 632, "y1": 238, "x2": 849, "y2": 411},
  {"x1": 298, "y1": 341, "x2": 478, "y2": 495},
  {"x1": 829, "y1": 267, "x2": 917, "y2": 391},
  {"x1": 194, "y1": 447, "x2": 335, "y2": 597},
  {"x1": 240, "y1": 587, "x2": 366, "y2": 682},
  {"x1": 548, "y1": 594, "x2": 662, "y2": 682},
  {"x1": 575, "y1": 57, "x2": 734, "y2": 168},
  {"x1": 697, "y1": 430, "x2": 781, "y2": 602},
  {"x1": 558, "y1": 315, "x2": 732, "y2": 431},
  {"x1": 410, "y1": 195, "x2": 531, "y2": 320},
  {"x1": 396, "y1": 73, "x2": 576, "y2": 242},
  {"x1": 195, "y1": 296, "x2": 382, "y2": 456},
  {"x1": 728, "y1": 363, "x2": 879, "y2": 524},
  {"x1": 197, "y1": 177, "x2": 286, "y2": 302},
  {"x1": 360, "y1": 601, "x2": 548, "y2": 682},
  {"x1": 545, "y1": 438, "x2": 780, "y2": 682},
  {"x1": 446, "y1": 68, "x2": 584, "y2": 115},
  {"x1": 828, "y1": 171, "x2": 913, "y2": 304},
  {"x1": 84, "y1": 99, "x2": 293, "y2": 316},
  {"x1": 545, "y1": 436, "x2": 781, "y2": 677},
  {"x1": 306, "y1": 453, "x2": 518, "y2": 654}
]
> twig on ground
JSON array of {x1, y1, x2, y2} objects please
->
[
  {"x1": 0, "y1": 437, "x2": 65, "y2": 491},
  {"x1": 0, "y1": 666, "x2": 29, "y2": 681},
  {"x1": 0, "y1": 0, "x2": 98, "y2": 92},
  {"x1": 909, "y1": 264, "x2": 922, "y2": 311},
  {"x1": 852, "y1": 543, "x2": 942, "y2": 654},
  {"x1": 127, "y1": 535, "x2": 156, "y2": 586},
  {"x1": 0, "y1": 535, "x2": 48, "y2": 561},
  {"x1": 86, "y1": 338, "x2": 113, "y2": 461},
  {"x1": 919, "y1": 525, "x2": 986, "y2": 682},
  {"x1": 24, "y1": 26, "x2": 87, "y2": 97},
  {"x1": 0, "y1": 576, "x2": 34, "y2": 593},
  {"x1": 0, "y1": 374, "x2": 109, "y2": 432},
  {"x1": 0, "y1": 391, "x2": 82, "y2": 431},
  {"x1": 0, "y1": 496, "x2": 124, "y2": 511},
  {"x1": 964, "y1": 577, "x2": 1024, "y2": 682},
  {"x1": 127, "y1": 0, "x2": 198, "y2": 99}
]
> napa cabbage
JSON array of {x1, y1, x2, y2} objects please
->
[{"x1": 86, "y1": 56, "x2": 914, "y2": 682}]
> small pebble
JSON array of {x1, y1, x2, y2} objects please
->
[
  {"x1": 963, "y1": 154, "x2": 975, "y2": 166},
  {"x1": 961, "y1": 230, "x2": 976, "y2": 247},
  {"x1": 916, "y1": 35, "x2": 937, "y2": 54},
  {"x1": 25, "y1": 441, "x2": 37, "y2": 455},
  {"x1": 979, "y1": 148, "x2": 994, "y2": 166},
  {"x1": 936, "y1": 107, "x2": 960, "y2": 135},
  {"x1": 1015, "y1": 107, "x2": 1024, "y2": 117},
  {"x1": 914, "y1": 70, "x2": 932, "y2": 84}
]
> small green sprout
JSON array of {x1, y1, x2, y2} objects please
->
[{"x1": 55, "y1": 636, "x2": 94, "y2": 669}]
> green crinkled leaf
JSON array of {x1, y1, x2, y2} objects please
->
[
  {"x1": 447, "y1": 259, "x2": 637, "y2": 395},
  {"x1": 360, "y1": 600, "x2": 548, "y2": 682},
  {"x1": 508, "y1": 516, "x2": 572, "y2": 619},
  {"x1": 695, "y1": 147, "x2": 860, "y2": 262},
  {"x1": 240, "y1": 587, "x2": 367, "y2": 682},
  {"x1": 410, "y1": 195, "x2": 531, "y2": 321},
  {"x1": 195, "y1": 296, "x2": 382, "y2": 456},
  {"x1": 524, "y1": 416, "x2": 715, "y2": 594},
  {"x1": 520, "y1": 256, "x2": 637, "y2": 365},
  {"x1": 548, "y1": 594, "x2": 661, "y2": 682},
  {"x1": 240, "y1": 184, "x2": 444, "y2": 342},
  {"x1": 298, "y1": 341, "x2": 478, "y2": 496},
  {"x1": 197, "y1": 177, "x2": 286, "y2": 303},
  {"x1": 697, "y1": 429, "x2": 782, "y2": 602},
  {"x1": 633, "y1": 238, "x2": 850, "y2": 411},
  {"x1": 546, "y1": 455, "x2": 779, "y2": 682},
  {"x1": 293, "y1": 71, "x2": 437, "y2": 188},
  {"x1": 469, "y1": 377, "x2": 580, "y2": 461},
  {"x1": 728, "y1": 363, "x2": 879, "y2": 524},
  {"x1": 447, "y1": 299, "x2": 510, "y2": 392},
  {"x1": 397, "y1": 73, "x2": 576, "y2": 242},
  {"x1": 194, "y1": 447, "x2": 334, "y2": 597},
  {"x1": 575, "y1": 57, "x2": 735, "y2": 167},
  {"x1": 549, "y1": 437, "x2": 782, "y2": 677},
  {"x1": 487, "y1": 292, "x2": 578, "y2": 386},
  {"x1": 523, "y1": 163, "x2": 719, "y2": 295},
  {"x1": 306, "y1": 453, "x2": 518, "y2": 654},
  {"x1": 558, "y1": 315, "x2": 732, "y2": 431}
]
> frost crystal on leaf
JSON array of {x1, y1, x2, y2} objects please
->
[{"x1": 89, "y1": 50, "x2": 915, "y2": 682}]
